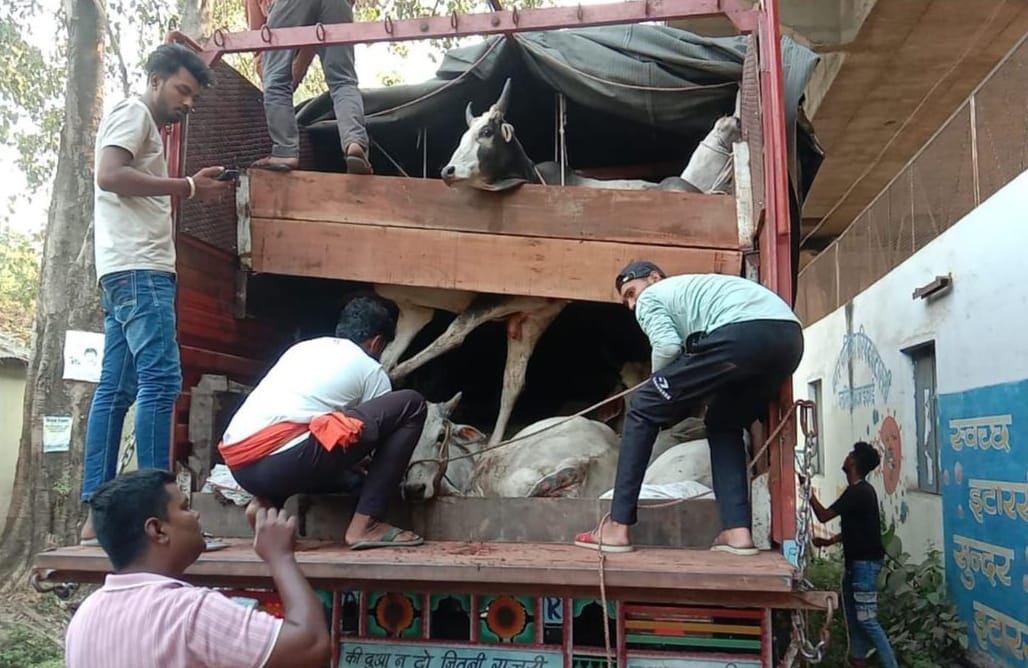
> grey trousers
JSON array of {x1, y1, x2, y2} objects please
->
[{"x1": 264, "y1": 0, "x2": 368, "y2": 158}]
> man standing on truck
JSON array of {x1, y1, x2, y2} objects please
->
[
  {"x1": 80, "y1": 43, "x2": 234, "y2": 545},
  {"x1": 574, "y1": 261, "x2": 803, "y2": 555},
  {"x1": 245, "y1": 0, "x2": 315, "y2": 90},
  {"x1": 251, "y1": 0, "x2": 373, "y2": 174},
  {"x1": 219, "y1": 296, "x2": 426, "y2": 550},
  {"x1": 807, "y1": 442, "x2": 899, "y2": 668},
  {"x1": 66, "y1": 468, "x2": 331, "y2": 668}
]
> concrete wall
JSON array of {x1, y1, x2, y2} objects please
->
[
  {"x1": 0, "y1": 359, "x2": 27, "y2": 533},
  {"x1": 793, "y1": 170, "x2": 1028, "y2": 664}
]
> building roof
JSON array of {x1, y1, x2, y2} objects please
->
[{"x1": 0, "y1": 332, "x2": 29, "y2": 363}]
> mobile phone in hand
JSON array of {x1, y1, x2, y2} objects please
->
[{"x1": 216, "y1": 167, "x2": 240, "y2": 182}]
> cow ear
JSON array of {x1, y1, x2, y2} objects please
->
[
  {"x1": 501, "y1": 122, "x2": 514, "y2": 143},
  {"x1": 455, "y1": 425, "x2": 486, "y2": 442}
]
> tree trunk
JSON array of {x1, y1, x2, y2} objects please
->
[
  {"x1": 178, "y1": 0, "x2": 212, "y2": 41},
  {"x1": 0, "y1": 0, "x2": 105, "y2": 584}
]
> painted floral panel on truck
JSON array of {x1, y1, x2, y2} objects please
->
[{"x1": 220, "y1": 589, "x2": 766, "y2": 667}]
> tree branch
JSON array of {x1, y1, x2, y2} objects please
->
[
  {"x1": 91, "y1": 0, "x2": 130, "y2": 97},
  {"x1": 107, "y1": 21, "x2": 130, "y2": 98}
]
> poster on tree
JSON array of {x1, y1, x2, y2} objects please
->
[
  {"x1": 63, "y1": 330, "x2": 104, "y2": 383},
  {"x1": 42, "y1": 416, "x2": 73, "y2": 453}
]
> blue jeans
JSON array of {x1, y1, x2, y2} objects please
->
[
  {"x1": 842, "y1": 560, "x2": 898, "y2": 667},
  {"x1": 82, "y1": 270, "x2": 183, "y2": 501}
]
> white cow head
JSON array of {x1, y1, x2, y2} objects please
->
[
  {"x1": 681, "y1": 114, "x2": 742, "y2": 194},
  {"x1": 440, "y1": 78, "x2": 533, "y2": 192},
  {"x1": 403, "y1": 392, "x2": 487, "y2": 501}
]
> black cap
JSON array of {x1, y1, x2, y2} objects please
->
[{"x1": 615, "y1": 260, "x2": 665, "y2": 292}]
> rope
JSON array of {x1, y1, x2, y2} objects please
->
[
  {"x1": 590, "y1": 400, "x2": 809, "y2": 668},
  {"x1": 406, "y1": 377, "x2": 651, "y2": 472},
  {"x1": 410, "y1": 382, "x2": 810, "y2": 668},
  {"x1": 365, "y1": 37, "x2": 505, "y2": 120}
]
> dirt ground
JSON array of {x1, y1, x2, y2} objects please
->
[{"x1": 0, "y1": 583, "x2": 93, "y2": 668}]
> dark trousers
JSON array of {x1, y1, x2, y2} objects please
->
[
  {"x1": 233, "y1": 389, "x2": 426, "y2": 518},
  {"x1": 611, "y1": 320, "x2": 803, "y2": 529}
]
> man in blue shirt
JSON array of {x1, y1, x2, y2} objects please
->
[{"x1": 575, "y1": 261, "x2": 803, "y2": 555}]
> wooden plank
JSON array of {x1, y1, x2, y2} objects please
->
[
  {"x1": 625, "y1": 634, "x2": 761, "y2": 650},
  {"x1": 35, "y1": 540, "x2": 802, "y2": 599},
  {"x1": 251, "y1": 218, "x2": 742, "y2": 303},
  {"x1": 623, "y1": 605, "x2": 764, "y2": 621},
  {"x1": 624, "y1": 620, "x2": 761, "y2": 636},
  {"x1": 247, "y1": 170, "x2": 740, "y2": 250},
  {"x1": 180, "y1": 346, "x2": 268, "y2": 381}
]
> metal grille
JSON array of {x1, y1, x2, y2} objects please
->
[
  {"x1": 862, "y1": 169, "x2": 914, "y2": 277},
  {"x1": 795, "y1": 243, "x2": 836, "y2": 327},
  {"x1": 740, "y1": 35, "x2": 764, "y2": 231},
  {"x1": 834, "y1": 208, "x2": 871, "y2": 306},
  {"x1": 911, "y1": 105, "x2": 974, "y2": 253},
  {"x1": 179, "y1": 62, "x2": 272, "y2": 253},
  {"x1": 973, "y1": 38, "x2": 1028, "y2": 202},
  {"x1": 798, "y1": 36, "x2": 1027, "y2": 325}
]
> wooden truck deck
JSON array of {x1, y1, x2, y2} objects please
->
[{"x1": 33, "y1": 540, "x2": 831, "y2": 610}]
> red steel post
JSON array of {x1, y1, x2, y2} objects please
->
[
  {"x1": 757, "y1": 0, "x2": 797, "y2": 545},
  {"x1": 197, "y1": 0, "x2": 756, "y2": 63}
]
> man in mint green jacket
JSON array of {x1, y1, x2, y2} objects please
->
[{"x1": 575, "y1": 261, "x2": 803, "y2": 555}]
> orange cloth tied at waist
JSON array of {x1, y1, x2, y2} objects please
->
[{"x1": 218, "y1": 412, "x2": 364, "y2": 469}]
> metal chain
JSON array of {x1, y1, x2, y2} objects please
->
[
  {"x1": 117, "y1": 432, "x2": 137, "y2": 474},
  {"x1": 785, "y1": 399, "x2": 836, "y2": 666}
]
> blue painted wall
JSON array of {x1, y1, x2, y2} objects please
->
[{"x1": 939, "y1": 379, "x2": 1028, "y2": 666}]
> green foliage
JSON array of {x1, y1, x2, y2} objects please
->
[
  {"x1": 207, "y1": 0, "x2": 552, "y2": 89},
  {"x1": 0, "y1": 227, "x2": 41, "y2": 344},
  {"x1": 803, "y1": 556, "x2": 850, "y2": 666},
  {"x1": 802, "y1": 524, "x2": 967, "y2": 667},
  {"x1": 0, "y1": 623, "x2": 62, "y2": 668},
  {"x1": 877, "y1": 525, "x2": 967, "y2": 668},
  {"x1": 355, "y1": 0, "x2": 551, "y2": 60},
  {"x1": 0, "y1": 6, "x2": 64, "y2": 199}
]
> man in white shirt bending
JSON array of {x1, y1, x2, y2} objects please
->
[
  {"x1": 219, "y1": 296, "x2": 426, "y2": 550},
  {"x1": 574, "y1": 261, "x2": 803, "y2": 556}
]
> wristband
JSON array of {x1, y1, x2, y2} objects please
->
[{"x1": 185, "y1": 176, "x2": 196, "y2": 200}]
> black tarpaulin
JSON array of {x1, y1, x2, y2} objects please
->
[{"x1": 294, "y1": 24, "x2": 822, "y2": 201}]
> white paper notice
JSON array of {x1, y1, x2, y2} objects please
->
[
  {"x1": 63, "y1": 330, "x2": 105, "y2": 383},
  {"x1": 42, "y1": 416, "x2": 73, "y2": 453}
]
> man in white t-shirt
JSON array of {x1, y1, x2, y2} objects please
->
[
  {"x1": 81, "y1": 43, "x2": 234, "y2": 544},
  {"x1": 220, "y1": 296, "x2": 427, "y2": 550}
]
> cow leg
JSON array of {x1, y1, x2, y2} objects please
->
[
  {"x1": 489, "y1": 302, "x2": 566, "y2": 444},
  {"x1": 390, "y1": 299, "x2": 515, "y2": 380},
  {"x1": 380, "y1": 303, "x2": 434, "y2": 372}
]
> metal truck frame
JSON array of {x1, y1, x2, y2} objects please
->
[{"x1": 34, "y1": 1, "x2": 835, "y2": 665}]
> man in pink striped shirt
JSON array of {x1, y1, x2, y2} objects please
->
[{"x1": 65, "y1": 468, "x2": 331, "y2": 667}]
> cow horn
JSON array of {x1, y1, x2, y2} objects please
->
[
  {"x1": 465, "y1": 102, "x2": 474, "y2": 127},
  {"x1": 494, "y1": 78, "x2": 512, "y2": 115},
  {"x1": 442, "y1": 391, "x2": 463, "y2": 418}
]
